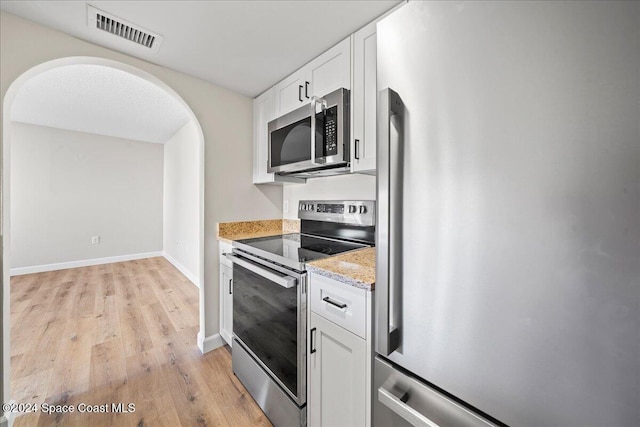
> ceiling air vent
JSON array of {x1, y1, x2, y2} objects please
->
[{"x1": 87, "y1": 5, "x2": 164, "y2": 54}]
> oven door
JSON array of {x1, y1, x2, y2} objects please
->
[
  {"x1": 227, "y1": 252, "x2": 307, "y2": 405},
  {"x1": 268, "y1": 88, "x2": 349, "y2": 174}
]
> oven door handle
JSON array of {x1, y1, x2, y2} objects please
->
[{"x1": 225, "y1": 253, "x2": 297, "y2": 289}]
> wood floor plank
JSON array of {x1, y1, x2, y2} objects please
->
[
  {"x1": 11, "y1": 319, "x2": 67, "y2": 380},
  {"x1": 25, "y1": 286, "x2": 57, "y2": 313},
  {"x1": 93, "y1": 295, "x2": 120, "y2": 345},
  {"x1": 46, "y1": 318, "x2": 95, "y2": 397},
  {"x1": 76, "y1": 279, "x2": 97, "y2": 318},
  {"x1": 131, "y1": 271, "x2": 160, "y2": 307},
  {"x1": 11, "y1": 257, "x2": 272, "y2": 427},
  {"x1": 125, "y1": 350, "x2": 182, "y2": 427},
  {"x1": 117, "y1": 296, "x2": 153, "y2": 357},
  {"x1": 47, "y1": 281, "x2": 78, "y2": 324}
]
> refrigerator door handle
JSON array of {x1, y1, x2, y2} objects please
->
[
  {"x1": 376, "y1": 88, "x2": 404, "y2": 356},
  {"x1": 378, "y1": 386, "x2": 440, "y2": 427}
]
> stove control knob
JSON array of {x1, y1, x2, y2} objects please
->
[
  {"x1": 309, "y1": 204, "x2": 314, "y2": 211},
  {"x1": 300, "y1": 203, "x2": 306, "y2": 211},
  {"x1": 359, "y1": 206, "x2": 367, "y2": 214},
  {"x1": 349, "y1": 205, "x2": 357, "y2": 213}
]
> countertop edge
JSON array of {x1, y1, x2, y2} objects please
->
[{"x1": 307, "y1": 264, "x2": 375, "y2": 292}]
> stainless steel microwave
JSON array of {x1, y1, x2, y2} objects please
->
[{"x1": 268, "y1": 88, "x2": 350, "y2": 177}]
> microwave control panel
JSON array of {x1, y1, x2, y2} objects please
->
[{"x1": 324, "y1": 106, "x2": 338, "y2": 156}]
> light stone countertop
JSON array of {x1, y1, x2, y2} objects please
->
[
  {"x1": 217, "y1": 219, "x2": 299, "y2": 243},
  {"x1": 218, "y1": 219, "x2": 375, "y2": 290},
  {"x1": 306, "y1": 247, "x2": 376, "y2": 291}
]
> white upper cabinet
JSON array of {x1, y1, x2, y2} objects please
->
[
  {"x1": 306, "y1": 37, "x2": 351, "y2": 101},
  {"x1": 274, "y1": 37, "x2": 351, "y2": 117},
  {"x1": 351, "y1": 21, "x2": 378, "y2": 174},
  {"x1": 253, "y1": 87, "x2": 276, "y2": 184},
  {"x1": 253, "y1": 22, "x2": 385, "y2": 183},
  {"x1": 273, "y1": 69, "x2": 307, "y2": 118}
]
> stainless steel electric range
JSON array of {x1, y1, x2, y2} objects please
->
[{"x1": 226, "y1": 200, "x2": 375, "y2": 427}]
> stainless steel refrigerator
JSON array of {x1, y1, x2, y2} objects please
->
[{"x1": 374, "y1": 2, "x2": 639, "y2": 426}]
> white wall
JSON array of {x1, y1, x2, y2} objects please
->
[
  {"x1": 163, "y1": 120, "x2": 199, "y2": 285},
  {"x1": 1, "y1": 10, "x2": 283, "y2": 407},
  {"x1": 10, "y1": 123, "x2": 163, "y2": 270},
  {"x1": 283, "y1": 174, "x2": 376, "y2": 219}
]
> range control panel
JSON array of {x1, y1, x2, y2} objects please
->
[{"x1": 298, "y1": 200, "x2": 375, "y2": 226}]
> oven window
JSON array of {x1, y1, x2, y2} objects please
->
[
  {"x1": 233, "y1": 262, "x2": 299, "y2": 397},
  {"x1": 270, "y1": 117, "x2": 312, "y2": 167}
]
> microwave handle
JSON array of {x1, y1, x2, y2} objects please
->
[{"x1": 310, "y1": 96, "x2": 328, "y2": 165}]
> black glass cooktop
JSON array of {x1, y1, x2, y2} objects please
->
[{"x1": 235, "y1": 233, "x2": 369, "y2": 265}]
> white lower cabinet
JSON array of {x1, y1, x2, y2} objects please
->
[
  {"x1": 219, "y1": 241, "x2": 233, "y2": 346},
  {"x1": 309, "y1": 312, "x2": 367, "y2": 427},
  {"x1": 308, "y1": 272, "x2": 373, "y2": 427}
]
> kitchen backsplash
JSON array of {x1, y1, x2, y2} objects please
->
[{"x1": 282, "y1": 173, "x2": 376, "y2": 219}]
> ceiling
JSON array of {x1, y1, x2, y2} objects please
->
[
  {"x1": 11, "y1": 64, "x2": 191, "y2": 144},
  {"x1": 0, "y1": 0, "x2": 401, "y2": 97}
]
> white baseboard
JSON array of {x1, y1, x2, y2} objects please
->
[
  {"x1": 9, "y1": 251, "x2": 163, "y2": 276},
  {"x1": 197, "y1": 331, "x2": 224, "y2": 354},
  {"x1": 220, "y1": 329, "x2": 233, "y2": 348},
  {"x1": 162, "y1": 251, "x2": 198, "y2": 287}
]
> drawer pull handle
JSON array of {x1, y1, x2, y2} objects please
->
[{"x1": 323, "y1": 296, "x2": 347, "y2": 309}]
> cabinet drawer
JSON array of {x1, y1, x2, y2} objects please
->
[
  {"x1": 310, "y1": 273, "x2": 367, "y2": 339},
  {"x1": 219, "y1": 241, "x2": 233, "y2": 268}
]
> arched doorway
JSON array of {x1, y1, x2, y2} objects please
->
[{"x1": 2, "y1": 57, "x2": 206, "y2": 422}]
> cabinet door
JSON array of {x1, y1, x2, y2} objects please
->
[
  {"x1": 307, "y1": 37, "x2": 351, "y2": 99},
  {"x1": 352, "y1": 21, "x2": 377, "y2": 173},
  {"x1": 219, "y1": 263, "x2": 233, "y2": 346},
  {"x1": 309, "y1": 312, "x2": 366, "y2": 427},
  {"x1": 253, "y1": 88, "x2": 275, "y2": 184},
  {"x1": 274, "y1": 69, "x2": 307, "y2": 116}
]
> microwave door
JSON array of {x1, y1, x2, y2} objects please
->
[{"x1": 269, "y1": 116, "x2": 313, "y2": 173}]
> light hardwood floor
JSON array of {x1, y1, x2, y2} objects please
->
[{"x1": 10, "y1": 257, "x2": 272, "y2": 427}]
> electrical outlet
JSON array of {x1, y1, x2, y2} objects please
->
[
  {"x1": 91, "y1": 236, "x2": 100, "y2": 244},
  {"x1": 284, "y1": 200, "x2": 289, "y2": 213}
]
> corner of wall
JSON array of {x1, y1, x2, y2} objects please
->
[{"x1": 197, "y1": 331, "x2": 224, "y2": 354}]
